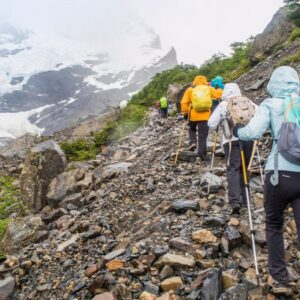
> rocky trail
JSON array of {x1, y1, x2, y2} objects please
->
[{"x1": 0, "y1": 110, "x2": 299, "y2": 300}]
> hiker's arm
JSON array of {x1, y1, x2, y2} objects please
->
[
  {"x1": 208, "y1": 102, "x2": 224, "y2": 129},
  {"x1": 181, "y1": 88, "x2": 192, "y2": 115},
  {"x1": 209, "y1": 86, "x2": 223, "y2": 99},
  {"x1": 238, "y1": 103, "x2": 270, "y2": 140}
]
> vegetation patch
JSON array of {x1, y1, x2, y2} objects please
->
[
  {"x1": 0, "y1": 176, "x2": 21, "y2": 243},
  {"x1": 276, "y1": 51, "x2": 300, "y2": 67},
  {"x1": 60, "y1": 139, "x2": 97, "y2": 161},
  {"x1": 289, "y1": 27, "x2": 300, "y2": 43}
]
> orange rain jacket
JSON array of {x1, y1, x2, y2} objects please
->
[{"x1": 181, "y1": 76, "x2": 223, "y2": 121}]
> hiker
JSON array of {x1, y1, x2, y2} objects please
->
[
  {"x1": 234, "y1": 66, "x2": 300, "y2": 295},
  {"x1": 208, "y1": 83, "x2": 254, "y2": 214},
  {"x1": 181, "y1": 75, "x2": 222, "y2": 161},
  {"x1": 159, "y1": 96, "x2": 168, "y2": 118},
  {"x1": 210, "y1": 76, "x2": 224, "y2": 112}
]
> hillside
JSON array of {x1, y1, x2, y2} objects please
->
[{"x1": 0, "y1": 3, "x2": 299, "y2": 300}]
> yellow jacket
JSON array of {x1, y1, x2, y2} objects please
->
[{"x1": 181, "y1": 76, "x2": 222, "y2": 121}]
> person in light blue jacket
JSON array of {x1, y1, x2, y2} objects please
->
[{"x1": 235, "y1": 66, "x2": 300, "y2": 294}]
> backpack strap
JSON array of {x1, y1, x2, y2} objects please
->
[
  {"x1": 270, "y1": 140, "x2": 279, "y2": 186},
  {"x1": 270, "y1": 96, "x2": 291, "y2": 187}
]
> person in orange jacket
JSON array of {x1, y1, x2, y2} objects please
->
[{"x1": 181, "y1": 75, "x2": 222, "y2": 161}]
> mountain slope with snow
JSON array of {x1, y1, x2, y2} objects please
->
[{"x1": 0, "y1": 21, "x2": 177, "y2": 138}]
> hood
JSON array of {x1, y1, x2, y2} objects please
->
[
  {"x1": 221, "y1": 83, "x2": 241, "y2": 101},
  {"x1": 193, "y1": 76, "x2": 208, "y2": 86},
  {"x1": 211, "y1": 76, "x2": 224, "y2": 89},
  {"x1": 267, "y1": 66, "x2": 300, "y2": 98}
]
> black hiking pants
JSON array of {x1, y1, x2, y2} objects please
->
[
  {"x1": 160, "y1": 108, "x2": 168, "y2": 118},
  {"x1": 264, "y1": 171, "x2": 300, "y2": 284},
  {"x1": 189, "y1": 121, "x2": 209, "y2": 159},
  {"x1": 223, "y1": 140, "x2": 253, "y2": 207}
]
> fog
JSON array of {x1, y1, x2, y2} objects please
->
[{"x1": 0, "y1": 0, "x2": 284, "y2": 64}]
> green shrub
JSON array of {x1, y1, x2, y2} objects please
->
[
  {"x1": 0, "y1": 176, "x2": 21, "y2": 242},
  {"x1": 276, "y1": 51, "x2": 300, "y2": 67},
  {"x1": 60, "y1": 139, "x2": 97, "y2": 161},
  {"x1": 289, "y1": 27, "x2": 300, "y2": 43}
]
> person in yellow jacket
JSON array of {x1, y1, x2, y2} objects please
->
[{"x1": 181, "y1": 75, "x2": 222, "y2": 161}]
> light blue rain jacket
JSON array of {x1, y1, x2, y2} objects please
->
[{"x1": 238, "y1": 66, "x2": 300, "y2": 172}]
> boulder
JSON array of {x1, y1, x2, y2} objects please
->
[
  {"x1": 171, "y1": 200, "x2": 199, "y2": 213},
  {"x1": 249, "y1": 7, "x2": 294, "y2": 63},
  {"x1": 200, "y1": 268, "x2": 222, "y2": 300},
  {"x1": 46, "y1": 169, "x2": 83, "y2": 207},
  {"x1": 0, "y1": 217, "x2": 42, "y2": 254},
  {"x1": 20, "y1": 140, "x2": 67, "y2": 211},
  {"x1": 0, "y1": 276, "x2": 15, "y2": 300},
  {"x1": 0, "y1": 133, "x2": 35, "y2": 159}
]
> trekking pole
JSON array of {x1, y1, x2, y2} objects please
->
[
  {"x1": 207, "y1": 129, "x2": 218, "y2": 195},
  {"x1": 174, "y1": 106, "x2": 191, "y2": 165},
  {"x1": 239, "y1": 140, "x2": 260, "y2": 285},
  {"x1": 174, "y1": 120, "x2": 188, "y2": 165},
  {"x1": 256, "y1": 145, "x2": 264, "y2": 187},
  {"x1": 247, "y1": 140, "x2": 257, "y2": 172}
]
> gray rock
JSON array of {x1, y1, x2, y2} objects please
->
[
  {"x1": 0, "y1": 217, "x2": 41, "y2": 254},
  {"x1": 200, "y1": 268, "x2": 222, "y2": 300},
  {"x1": 249, "y1": 7, "x2": 294, "y2": 62},
  {"x1": 203, "y1": 216, "x2": 226, "y2": 227},
  {"x1": 143, "y1": 281, "x2": 160, "y2": 295},
  {"x1": 159, "y1": 265, "x2": 174, "y2": 280},
  {"x1": 42, "y1": 208, "x2": 67, "y2": 224},
  {"x1": 219, "y1": 284, "x2": 248, "y2": 300},
  {"x1": 171, "y1": 200, "x2": 199, "y2": 213},
  {"x1": 0, "y1": 276, "x2": 15, "y2": 300},
  {"x1": 0, "y1": 134, "x2": 35, "y2": 159},
  {"x1": 104, "y1": 248, "x2": 126, "y2": 261},
  {"x1": 169, "y1": 238, "x2": 194, "y2": 253},
  {"x1": 201, "y1": 172, "x2": 223, "y2": 193},
  {"x1": 20, "y1": 140, "x2": 67, "y2": 211},
  {"x1": 59, "y1": 193, "x2": 83, "y2": 209},
  {"x1": 46, "y1": 170, "x2": 82, "y2": 207},
  {"x1": 223, "y1": 226, "x2": 243, "y2": 250}
]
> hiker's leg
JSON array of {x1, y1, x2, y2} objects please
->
[
  {"x1": 189, "y1": 121, "x2": 197, "y2": 146},
  {"x1": 264, "y1": 171, "x2": 290, "y2": 284},
  {"x1": 224, "y1": 141, "x2": 242, "y2": 207},
  {"x1": 197, "y1": 121, "x2": 209, "y2": 158},
  {"x1": 240, "y1": 141, "x2": 254, "y2": 205},
  {"x1": 289, "y1": 172, "x2": 300, "y2": 241}
]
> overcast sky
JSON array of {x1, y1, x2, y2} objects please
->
[{"x1": 0, "y1": 0, "x2": 284, "y2": 65}]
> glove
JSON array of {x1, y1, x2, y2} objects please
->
[
  {"x1": 232, "y1": 123, "x2": 243, "y2": 138},
  {"x1": 183, "y1": 114, "x2": 188, "y2": 121}
]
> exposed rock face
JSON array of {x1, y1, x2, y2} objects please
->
[
  {"x1": 0, "y1": 217, "x2": 43, "y2": 254},
  {"x1": 20, "y1": 140, "x2": 67, "y2": 211},
  {"x1": 249, "y1": 7, "x2": 294, "y2": 63}
]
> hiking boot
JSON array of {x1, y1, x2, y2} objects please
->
[
  {"x1": 231, "y1": 204, "x2": 241, "y2": 215},
  {"x1": 188, "y1": 144, "x2": 197, "y2": 151},
  {"x1": 199, "y1": 155, "x2": 210, "y2": 162},
  {"x1": 267, "y1": 277, "x2": 293, "y2": 296}
]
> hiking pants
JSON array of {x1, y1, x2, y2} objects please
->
[
  {"x1": 189, "y1": 121, "x2": 209, "y2": 158},
  {"x1": 160, "y1": 108, "x2": 168, "y2": 118},
  {"x1": 223, "y1": 141, "x2": 253, "y2": 207},
  {"x1": 264, "y1": 171, "x2": 300, "y2": 284}
]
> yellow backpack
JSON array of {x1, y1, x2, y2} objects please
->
[{"x1": 191, "y1": 85, "x2": 212, "y2": 112}]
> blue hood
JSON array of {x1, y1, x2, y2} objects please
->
[
  {"x1": 211, "y1": 76, "x2": 224, "y2": 89},
  {"x1": 267, "y1": 66, "x2": 300, "y2": 98}
]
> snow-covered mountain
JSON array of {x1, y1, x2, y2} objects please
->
[{"x1": 0, "y1": 21, "x2": 177, "y2": 139}]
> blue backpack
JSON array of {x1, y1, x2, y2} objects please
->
[{"x1": 271, "y1": 95, "x2": 300, "y2": 185}]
